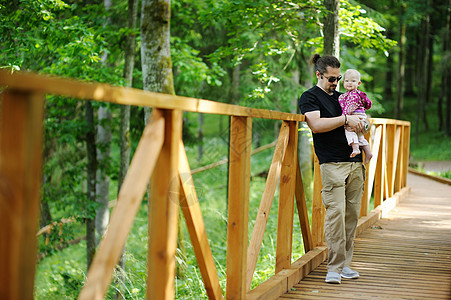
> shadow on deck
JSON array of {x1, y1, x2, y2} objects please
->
[{"x1": 279, "y1": 172, "x2": 451, "y2": 299}]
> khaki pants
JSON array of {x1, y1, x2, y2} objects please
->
[{"x1": 320, "y1": 162, "x2": 365, "y2": 273}]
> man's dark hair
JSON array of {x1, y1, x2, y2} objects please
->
[{"x1": 311, "y1": 54, "x2": 341, "y2": 74}]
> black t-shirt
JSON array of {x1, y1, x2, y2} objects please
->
[{"x1": 298, "y1": 86, "x2": 362, "y2": 164}]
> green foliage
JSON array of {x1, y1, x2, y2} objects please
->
[{"x1": 340, "y1": 0, "x2": 397, "y2": 54}]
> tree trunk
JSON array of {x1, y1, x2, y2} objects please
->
[
  {"x1": 95, "y1": 107, "x2": 111, "y2": 244},
  {"x1": 445, "y1": 1, "x2": 451, "y2": 136},
  {"x1": 323, "y1": 0, "x2": 340, "y2": 58},
  {"x1": 395, "y1": 4, "x2": 406, "y2": 119},
  {"x1": 114, "y1": 1, "x2": 138, "y2": 298},
  {"x1": 298, "y1": 51, "x2": 313, "y2": 204},
  {"x1": 198, "y1": 113, "x2": 204, "y2": 161},
  {"x1": 96, "y1": 0, "x2": 113, "y2": 246},
  {"x1": 415, "y1": 16, "x2": 430, "y2": 142},
  {"x1": 426, "y1": 30, "x2": 434, "y2": 104},
  {"x1": 141, "y1": 0, "x2": 187, "y2": 279},
  {"x1": 141, "y1": 0, "x2": 175, "y2": 121},
  {"x1": 421, "y1": 12, "x2": 430, "y2": 131},
  {"x1": 384, "y1": 49, "x2": 394, "y2": 101},
  {"x1": 232, "y1": 64, "x2": 240, "y2": 104},
  {"x1": 85, "y1": 101, "x2": 97, "y2": 270},
  {"x1": 40, "y1": 188, "x2": 52, "y2": 229},
  {"x1": 404, "y1": 40, "x2": 416, "y2": 96}
]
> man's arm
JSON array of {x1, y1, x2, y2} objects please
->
[{"x1": 305, "y1": 111, "x2": 364, "y2": 133}]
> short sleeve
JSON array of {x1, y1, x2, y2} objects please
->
[{"x1": 299, "y1": 90, "x2": 320, "y2": 114}]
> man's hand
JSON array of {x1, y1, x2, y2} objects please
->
[{"x1": 347, "y1": 114, "x2": 365, "y2": 133}]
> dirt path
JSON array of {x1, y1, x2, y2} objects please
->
[{"x1": 415, "y1": 160, "x2": 451, "y2": 173}]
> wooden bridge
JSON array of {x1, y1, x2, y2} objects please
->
[
  {"x1": 0, "y1": 69, "x2": 449, "y2": 300},
  {"x1": 278, "y1": 172, "x2": 451, "y2": 299}
]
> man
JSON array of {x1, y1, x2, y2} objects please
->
[{"x1": 298, "y1": 54, "x2": 365, "y2": 284}]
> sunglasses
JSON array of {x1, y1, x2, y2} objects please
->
[{"x1": 321, "y1": 74, "x2": 342, "y2": 83}]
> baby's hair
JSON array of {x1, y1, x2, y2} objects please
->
[{"x1": 343, "y1": 69, "x2": 361, "y2": 80}]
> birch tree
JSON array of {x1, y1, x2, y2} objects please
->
[
  {"x1": 96, "y1": 0, "x2": 113, "y2": 245},
  {"x1": 85, "y1": 101, "x2": 97, "y2": 269},
  {"x1": 114, "y1": 0, "x2": 139, "y2": 298}
]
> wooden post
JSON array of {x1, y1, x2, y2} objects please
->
[
  {"x1": 366, "y1": 124, "x2": 382, "y2": 210},
  {"x1": 295, "y1": 157, "x2": 313, "y2": 253},
  {"x1": 360, "y1": 128, "x2": 372, "y2": 217},
  {"x1": 275, "y1": 121, "x2": 298, "y2": 273},
  {"x1": 401, "y1": 125, "x2": 410, "y2": 188},
  {"x1": 386, "y1": 124, "x2": 395, "y2": 198},
  {"x1": 311, "y1": 154, "x2": 324, "y2": 247},
  {"x1": 226, "y1": 116, "x2": 252, "y2": 300},
  {"x1": 0, "y1": 90, "x2": 44, "y2": 300},
  {"x1": 391, "y1": 126, "x2": 402, "y2": 194},
  {"x1": 374, "y1": 124, "x2": 386, "y2": 207},
  {"x1": 147, "y1": 109, "x2": 183, "y2": 300}
]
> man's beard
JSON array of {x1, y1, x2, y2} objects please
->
[{"x1": 328, "y1": 84, "x2": 337, "y2": 93}]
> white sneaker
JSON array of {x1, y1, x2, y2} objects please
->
[
  {"x1": 325, "y1": 271, "x2": 341, "y2": 284},
  {"x1": 341, "y1": 267, "x2": 359, "y2": 279}
]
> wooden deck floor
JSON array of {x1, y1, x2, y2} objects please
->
[{"x1": 279, "y1": 173, "x2": 451, "y2": 299}]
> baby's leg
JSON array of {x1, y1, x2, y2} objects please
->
[
  {"x1": 345, "y1": 129, "x2": 360, "y2": 158},
  {"x1": 361, "y1": 144, "x2": 372, "y2": 164},
  {"x1": 350, "y1": 142, "x2": 361, "y2": 158}
]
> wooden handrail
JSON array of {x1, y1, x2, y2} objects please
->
[
  {"x1": 0, "y1": 70, "x2": 410, "y2": 300},
  {"x1": 0, "y1": 69, "x2": 303, "y2": 121}
]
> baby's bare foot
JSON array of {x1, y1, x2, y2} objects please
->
[
  {"x1": 364, "y1": 153, "x2": 373, "y2": 164},
  {"x1": 350, "y1": 149, "x2": 361, "y2": 158}
]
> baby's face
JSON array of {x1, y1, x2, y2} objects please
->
[{"x1": 343, "y1": 73, "x2": 360, "y2": 91}]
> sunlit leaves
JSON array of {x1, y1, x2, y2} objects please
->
[{"x1": 339, "y1": 0, "x2": 397, "y2": 52}]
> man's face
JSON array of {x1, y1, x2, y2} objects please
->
[{"x1": 317, "y1": 66, "x2": 341, "y2": 94}]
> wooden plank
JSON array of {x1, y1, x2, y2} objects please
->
[
  {"x1": 310, "y1": 154, "x2": 324, "y2": 247},
  {"x1": 276, "y1": 121, "x2": 298, "y2": 273},
  {"x1": 246, "y1": 247, "x2": 327, "y2": 300},
  {"x1": 0, "y1": 69, "x2": 304, "y2": 121},
  {"x1": 401, "y1": 125, "x2": 411, "y2": 187},
  {"x1": 294, "y1": 157, "x2": 313, "y2": 253},
  {"x1": 360, "y1": 128, "x2": 372, "y2": 217},
  {"x1": 365, "y1": 124, "x2": 382, "y2": 209},
  {"x1": 247, "y1": 271, "x2": 290, "y2": 300},
  {"x1": 0, "y1": 90, "x2": 44, "y2": 300},
  {"x1": 395, "y1": 126, "x2": 404, "y2": 192},
  {"x1": 78, "y1": 109, "x2": 165, "y2": 300},
  {"x1": 390, "y1": 126, "x2": 402, "y2": 194},
  {"x1": 246, "y1": 123, "x2": 289, "y2": 290},
  {"x1": 374, "y1": 124, "x2": 385, "y2": 207},
  {"x1": 287, "y1": 246, "x2": 328, "y2": 287},
  {"x1": 147, "y1": 109, "x2": 183, "y2": 300},
  {"x1": 178, "y1": 142, "x2": 223, "y2": 300},
  {"x1": 385, "y1": 124, "x2": 395, "y2": 197},
  {"x1": 370, "y1": 117, "x2": 411, "y2": 126},
  {"x1": 226, "y1": 116, "x2": 252, "y2": 299}
]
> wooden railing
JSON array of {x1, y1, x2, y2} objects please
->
[{"x1": 0, "y1": 70, "x2": 410, "y2": 300}]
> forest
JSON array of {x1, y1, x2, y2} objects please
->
[{"x1": 1, "y1": 0, "x2": 450, "y2": 299}]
